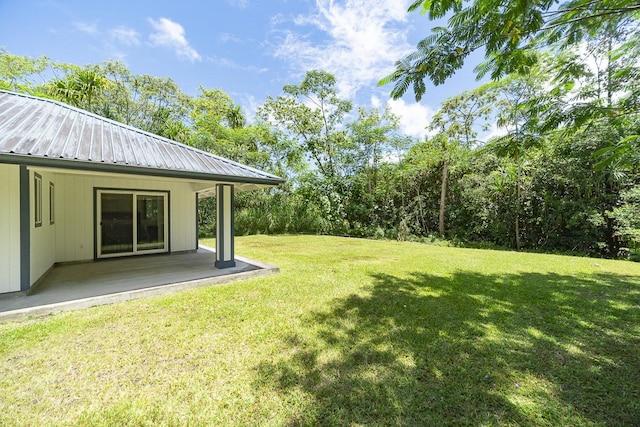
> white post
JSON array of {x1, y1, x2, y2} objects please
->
[{"x1": 215, "y1": 184, "x2": 235, "y2": 268}]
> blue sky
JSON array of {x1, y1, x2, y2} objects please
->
[{"x1": 0, "y1": 0, "x2": 484, "y2": 138}]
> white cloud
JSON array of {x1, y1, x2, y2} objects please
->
[
  {"x1": 226, "y1": 0, "x2": 249, "y2": 8},
  {"x1": 242, "y1": 95, "x2": 262, "y2": 124},
  {"x1": 270, "y1": 0, "x2": 413, "y2": 99},
  {"x1": 73, "y1": 21, "x2": 99, "y2": 35},
  {"x1": 387, "y1": 98, "x2": 434, "y2": 138},
  {"x1": 148, "y1": 17, "x2": 201, "y2": 62},
  {"x1": 206, "y1": 55, "x2": 268, "y2": 73},
  {"x1": 110, "y1": 26, "x2": 141, "y2": 46},
  {"x1": 219, "y1": 32, "x2": 243, "y2": 43},
  {"x1": 370, "y1": 95, "x2": 382, "y2": 109}
]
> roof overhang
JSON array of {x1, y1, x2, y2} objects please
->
[{"x1": 0, "y1": 153, "x2": 284, "y2": 188}]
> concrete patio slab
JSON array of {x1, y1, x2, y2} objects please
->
[{"x1": 0, "y1": 246, "x2": 278, "y2": 323}]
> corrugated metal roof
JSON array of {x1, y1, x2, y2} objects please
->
[{"x1": 0, "y1": 90, "x2": 284, "y2": 186}]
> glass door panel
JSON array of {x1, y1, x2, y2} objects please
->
[
  {"x1": 97, "y1": 190, "x2": 168, "y2": 258},
  {"x1": 136, "y1": 194, "x2": 165, "y2": 251},
  {"x1": 100, "y1": 193, "x2": 134, "y2": 255}
]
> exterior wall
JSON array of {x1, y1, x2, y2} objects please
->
[
  {"x1": 0, "y1": 164, "x2": 21, "y2": 292},
  {"x1": 55, "y1": 172, "x2": 197, "y2": 263},
  {"x1": 1, "y1": 165, "x2": 199, "y2": 292},
  {"x1": 30, "y1": 169, "x2": 57, "y2": 286}
]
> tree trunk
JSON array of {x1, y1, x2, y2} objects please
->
[
  {"x1": 439, "y1": 159, "x2": 449, "y2": 238},
  {"x1": 515, "y1": 157, "x2": 521, "y2": 251}
]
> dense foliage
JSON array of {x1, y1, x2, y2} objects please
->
[{"x1": 1, "y1": 9, "x2": 639, "y2": 261}]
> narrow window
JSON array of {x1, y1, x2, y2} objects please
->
[
  {"x1": 49, "y1": 182, "x2": 55, "y2": 224},
  {"x1": 34, "y1": 173, "x2": 42, "y2": 227}
]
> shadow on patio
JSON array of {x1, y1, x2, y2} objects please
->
[{"x1": 0, "y1": 247, "x2": 278, "y2": 322}]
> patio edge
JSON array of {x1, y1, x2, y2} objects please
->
[{"x1": 0, "y1": 256, "x2": 279, "y2": 324}]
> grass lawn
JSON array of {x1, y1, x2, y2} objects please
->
[{"x1": 1, "y1": 235, "x2": 639, "y2": 426}]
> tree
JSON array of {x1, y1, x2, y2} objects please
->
[
  {"x1": 345, "y1": 106, "x2": 408, "y2": 235},
  {"x1": 347, "y1": 106, "x2": 401, "y2": 182},
  {"x1": 433, "y1": 133, "x2": 456, "y2": 238},
  {"x1": 543, "y1": 29, "x2": 640, "y2": 255},
  {"x1": 380, "y1": 0, "x2": 640, "y2": 101},
  {"x1": 0, "y1": 49, "x2": 50, "y2": 94},
  {"x1": 258, "y1": 71, "x2": 357, "y2": 233},
  {"x1": 190, "y1": 87, "x2": 271, "y2": 167},
  {"x1": 190, "y1": 87, "x2": 237, "y2": 148},
  {"x1": 429, "y1": 86, "x2": 496, "y2": 237},
  {"x1": 546, "y1": 28, "x2": 640, "y2": 178},
  {"x1": 48, "y1": 65, "x2": 109, "y2": 110},
  {"x1": 399, "y1": 138, "x2": 448, "y2": 237},
  {"x1": 609, "y1": 186, "x2": 640, "y2": 260},
  {"x1": 486, "y1": 74, "x2": 548, "y2": 250},
  {"x1": 45, "y1": 60, "x2": 191, "y2": 139},
  {"x1": 226, "y1": 104, "x2": 246, "y2": 129},
  {"x1": 126, "y1": 73, "x2": 189, "y2": 136},
  {"x1": 259, "y1": 70, "x2": 353, "y2": 179}
]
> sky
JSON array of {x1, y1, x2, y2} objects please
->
[{"x1": 0, "y1": 0, "x2": 486, "y2": 139}]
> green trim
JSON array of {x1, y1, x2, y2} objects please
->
[
  {"x1": 0, "y1": 154, "x2": 284, "y2": 186},
  {"x1": 230, "y1": 186, "x2": 235, "y2": 265},
  {"x1": 19, "y1": 165, "x2": 30, "y2": 291},
  {"x1": 93, "y1": 188, "x2": 98, "y2": 260},
  {"x1": 49, "y1": 181, "x2": 55, "y2": 225},
  {"x1": 195, "y1": 193, "x2": 199, "y2": 250},
  {"x1": 216, "y1": 185, "x2": 225, "y2": 267},
  {"x1": 215, "y1": 184, "x2": 236, "y2": 269},
  {"x1": 34, "y1": 172, "x2": 42, "y2": 227},
  {"x1": 167, "y1": 192, "x2": 172, "y2": 254}
]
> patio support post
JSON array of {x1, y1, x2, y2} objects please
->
[
  {"x1": 215, "y1": 184, "x2": 236, "y2": 268},
  {"x1": 19, "y1": 165, "x2": 30, "y2": 291}
]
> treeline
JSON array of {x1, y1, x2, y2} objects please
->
[{"x1": 1, "y1": 38, "x2": 638, "y2": 259}]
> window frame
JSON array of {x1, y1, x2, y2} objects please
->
[
  {"x1": 34, "y1": 173, "x2": 42, "y2": 228},
  {"x1": 49, "y1": 182, "x2": 55, "y2": 225},
  {"x1": 95, "y1": 189, "x2": 170, "y2": 258}
]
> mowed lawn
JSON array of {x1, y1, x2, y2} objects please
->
[{"x1": 1, "y1": 235, "x2": 639, "y2": 426}]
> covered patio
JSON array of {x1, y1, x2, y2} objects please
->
[
  {"x1": 0, "y1": 90, "x2": 284, "y2": 297},
  {"x1": 0, "y1": 246, "x2": 278, "y2": 323}
]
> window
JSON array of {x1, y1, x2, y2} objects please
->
[
  {"x1": 49, "y1": 182, "x2": 55, "y2": 225},
  {"x1": 34, "y1": 173, "x2": 42, "y2": 227}
]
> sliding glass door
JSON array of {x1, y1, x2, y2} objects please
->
[
  {"x1": 99, "y1": 192, "x2": 134, "y2": 255},
  {"x1": 97, "y1": 190, "x2": 168, "y2": 258}
]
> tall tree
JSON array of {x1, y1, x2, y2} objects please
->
[
  {"x1": 429, "y1": 86, "x2": 496, "y2": 237},
  {"x1": 258, "y1": 70, "x2": 353, "y2": 179},
  {"x1": 226, "y1": 105, "x2": 246, "y2": 130},
  {"x1": 544, "y1": 29, "x2": 640, "y2": 255},
  {"x1": 46, "y1": 60, "x2": 191, "y2": 139},
  {"x1": 345, "y1": 106, "x2": 407, "y2": 234},
  {"x1": 487, "y1": 74, "x2": 547, "y2": 250},
  {"x1": 190, "y1": 87, "x2": 267, "y2": 166},
  {"x1": 347, "y1": 106, "x2": 401, "y2": 182}
]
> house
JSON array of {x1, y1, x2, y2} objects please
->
[{"x1": 0, "y1": 90, "x2": 284, "y2": 294}]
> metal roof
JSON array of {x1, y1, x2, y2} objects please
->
[{"x1": 0, "y1": 90, "x2": 284, "y2": 186}]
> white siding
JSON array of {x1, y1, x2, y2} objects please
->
[
  {"x1": 0, "y1": 164, "x2": 21, "y2": 292},
  {"x1": 55, "y1": 172, "x2": 197, "y2": 263},
  {"x1": 30, "y1": 169, "x2": 56, "y2": 285}
]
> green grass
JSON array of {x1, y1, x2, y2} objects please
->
[{"x1": 1, "y1": 235, "x2": 639, "y2": 426}]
